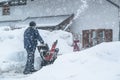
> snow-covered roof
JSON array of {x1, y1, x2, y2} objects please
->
[
  {"x1": 22, "y1": 15, "x2": 71, "y2": 27},
  {"x1": 0, "y1": 14, "x2": 74, "y2": 29}
]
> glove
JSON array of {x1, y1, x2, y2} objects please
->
[{"x1": 41, "y1": 41, "x2": 44, "y2": 44}]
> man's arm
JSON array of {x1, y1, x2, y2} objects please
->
[{"x1": 35, "y1": 30, "x2": 44, "y2": 44}]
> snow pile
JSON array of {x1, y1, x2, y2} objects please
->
[
  {"x1": 0, "y1": 27, "x2": 73, "y2": 74},
  {"x1": 21, "y1": 42, "x2": 120, "y2": 80},
  {"x1": 3, "y1": 41, "x2": 120, "y2": 80},
  {"x1": 81, "y1": 42, "x2": 120, "y2": 62},
  {"x1": 39, "y1": 30, "x2": 73, "y2": 54}
]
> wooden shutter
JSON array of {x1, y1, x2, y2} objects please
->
[
  {"x1": 82, "y1": 30, "x2": 89, "y2": 48},
  {"x1": 105, "y1": 29, "x2": 112, "y2": 42}
]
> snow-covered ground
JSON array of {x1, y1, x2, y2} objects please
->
[{"x1": 0, "y1": 27, "x2": 120, "y2": 80}]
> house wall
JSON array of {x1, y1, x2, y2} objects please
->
[
  {"x1": 71, "y1": 0, "x2": 119, "y2": 41},
  {"x1": 0, "y1": 0, "x2": 119, "y2": 41}
]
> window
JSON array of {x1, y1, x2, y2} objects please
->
[
  {"x1": 97, "y1": 30, "x2": 105, "y2": 43},
  {"x1": 82, "y1": 29, "x2": 112, "y2": 48},
  {"x1": 2, "y1": 5, "x2": 10, "y2": 15},
  {"x1": 0, "y1": 0, "x2": 27, "y2": 7},
  {"x1": 9, "y1": 0, "x2": 27, "y2": 6}
]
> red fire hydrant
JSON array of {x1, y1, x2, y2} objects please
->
[{"x1": 73, "y1": 39, "x2": 80, "y2": 52}]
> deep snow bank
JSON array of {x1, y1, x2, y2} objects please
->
[
  {"x1": 80, "y1": 42, "x2": 120, "y2": 62},
  {"x1": 10, "y1": 41, "x2": 120, "y2": 80},
  {"x1": 1, "y1": 27, "x2": 120, "y2": 80}
]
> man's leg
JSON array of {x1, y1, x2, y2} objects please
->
[
  {"x1": 23, "y1": 48, "x2": 35, "y2": 74},
  {"x1": 30, "y1": 51, "x2": 35, "y2": 72},
  {"x1": 30, "y1": 47, "x2": 37, "y2": 72}
]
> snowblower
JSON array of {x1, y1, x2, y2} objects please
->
[{"x1": 37, "y1": 40, "x2": 59, "y2": 67}]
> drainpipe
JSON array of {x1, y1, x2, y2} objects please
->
[
  {"x1": 106, "y1": 0, "x2": 120, "y2": 41},
  {"x1": 117, "y1": 5, "x2": 120, "y2": 41}
]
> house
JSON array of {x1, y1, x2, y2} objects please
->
[
  {"x1": 0, "y1": 0, "x2": 74, "y2": 31},
  {"x1": 0, "y1": 0, "x2": 119, "y2": 49}
]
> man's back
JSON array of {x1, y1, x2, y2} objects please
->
[{"x1": 24, "y1": 27, "x2": 38, "y2": 49}]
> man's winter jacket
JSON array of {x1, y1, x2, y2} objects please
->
[{"x1": 24, "y1": 27, "x2": 44, "y2": 49}]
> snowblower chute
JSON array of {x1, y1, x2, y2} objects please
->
[{"x1": 37, "y1": 40, "x2": 59, "y2": 66}]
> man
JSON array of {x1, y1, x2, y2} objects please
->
[{"x1": 23, "y1": 21, "x2": 44, "y2": 74}]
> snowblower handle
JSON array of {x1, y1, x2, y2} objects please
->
[
  {"x1": 37, "y1": 43, "x2": 49, "y2": 53},
  {"x1": 54, "y1": 40, "x2": 58, "y2": 45},
  {"x1": 45, "y1": 40, "x2": 58, "y2": 61}
]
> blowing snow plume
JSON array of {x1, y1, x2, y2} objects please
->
[
  {"x1": 74, "y1": 0, "x2": 88, "y2": 19},
  {"x1": 64, "y1": 0, "x2": 88, "y2": 31}
]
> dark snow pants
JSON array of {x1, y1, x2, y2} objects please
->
[{"x1": 24, "y1": 47, "x2": 36, "y2": 73}]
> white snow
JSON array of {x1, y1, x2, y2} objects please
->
[
  {"x1": 0, "y1": 0, "x2": 10, "y2": 2},
  {"x1": 0, "y1": 27, "x2": 120, "y2": 80}
]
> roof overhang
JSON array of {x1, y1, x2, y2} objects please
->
[{"x1": 0, "y1": 14, "x2": 74, "y2": 31}]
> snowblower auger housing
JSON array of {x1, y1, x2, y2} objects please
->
[{"x1": 37, "y1": 40, "x2": 59, "y2": 66}]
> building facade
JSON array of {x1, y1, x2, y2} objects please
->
[{"x1": 0, "y1": 0, "x2": 119, "y2": 48}]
